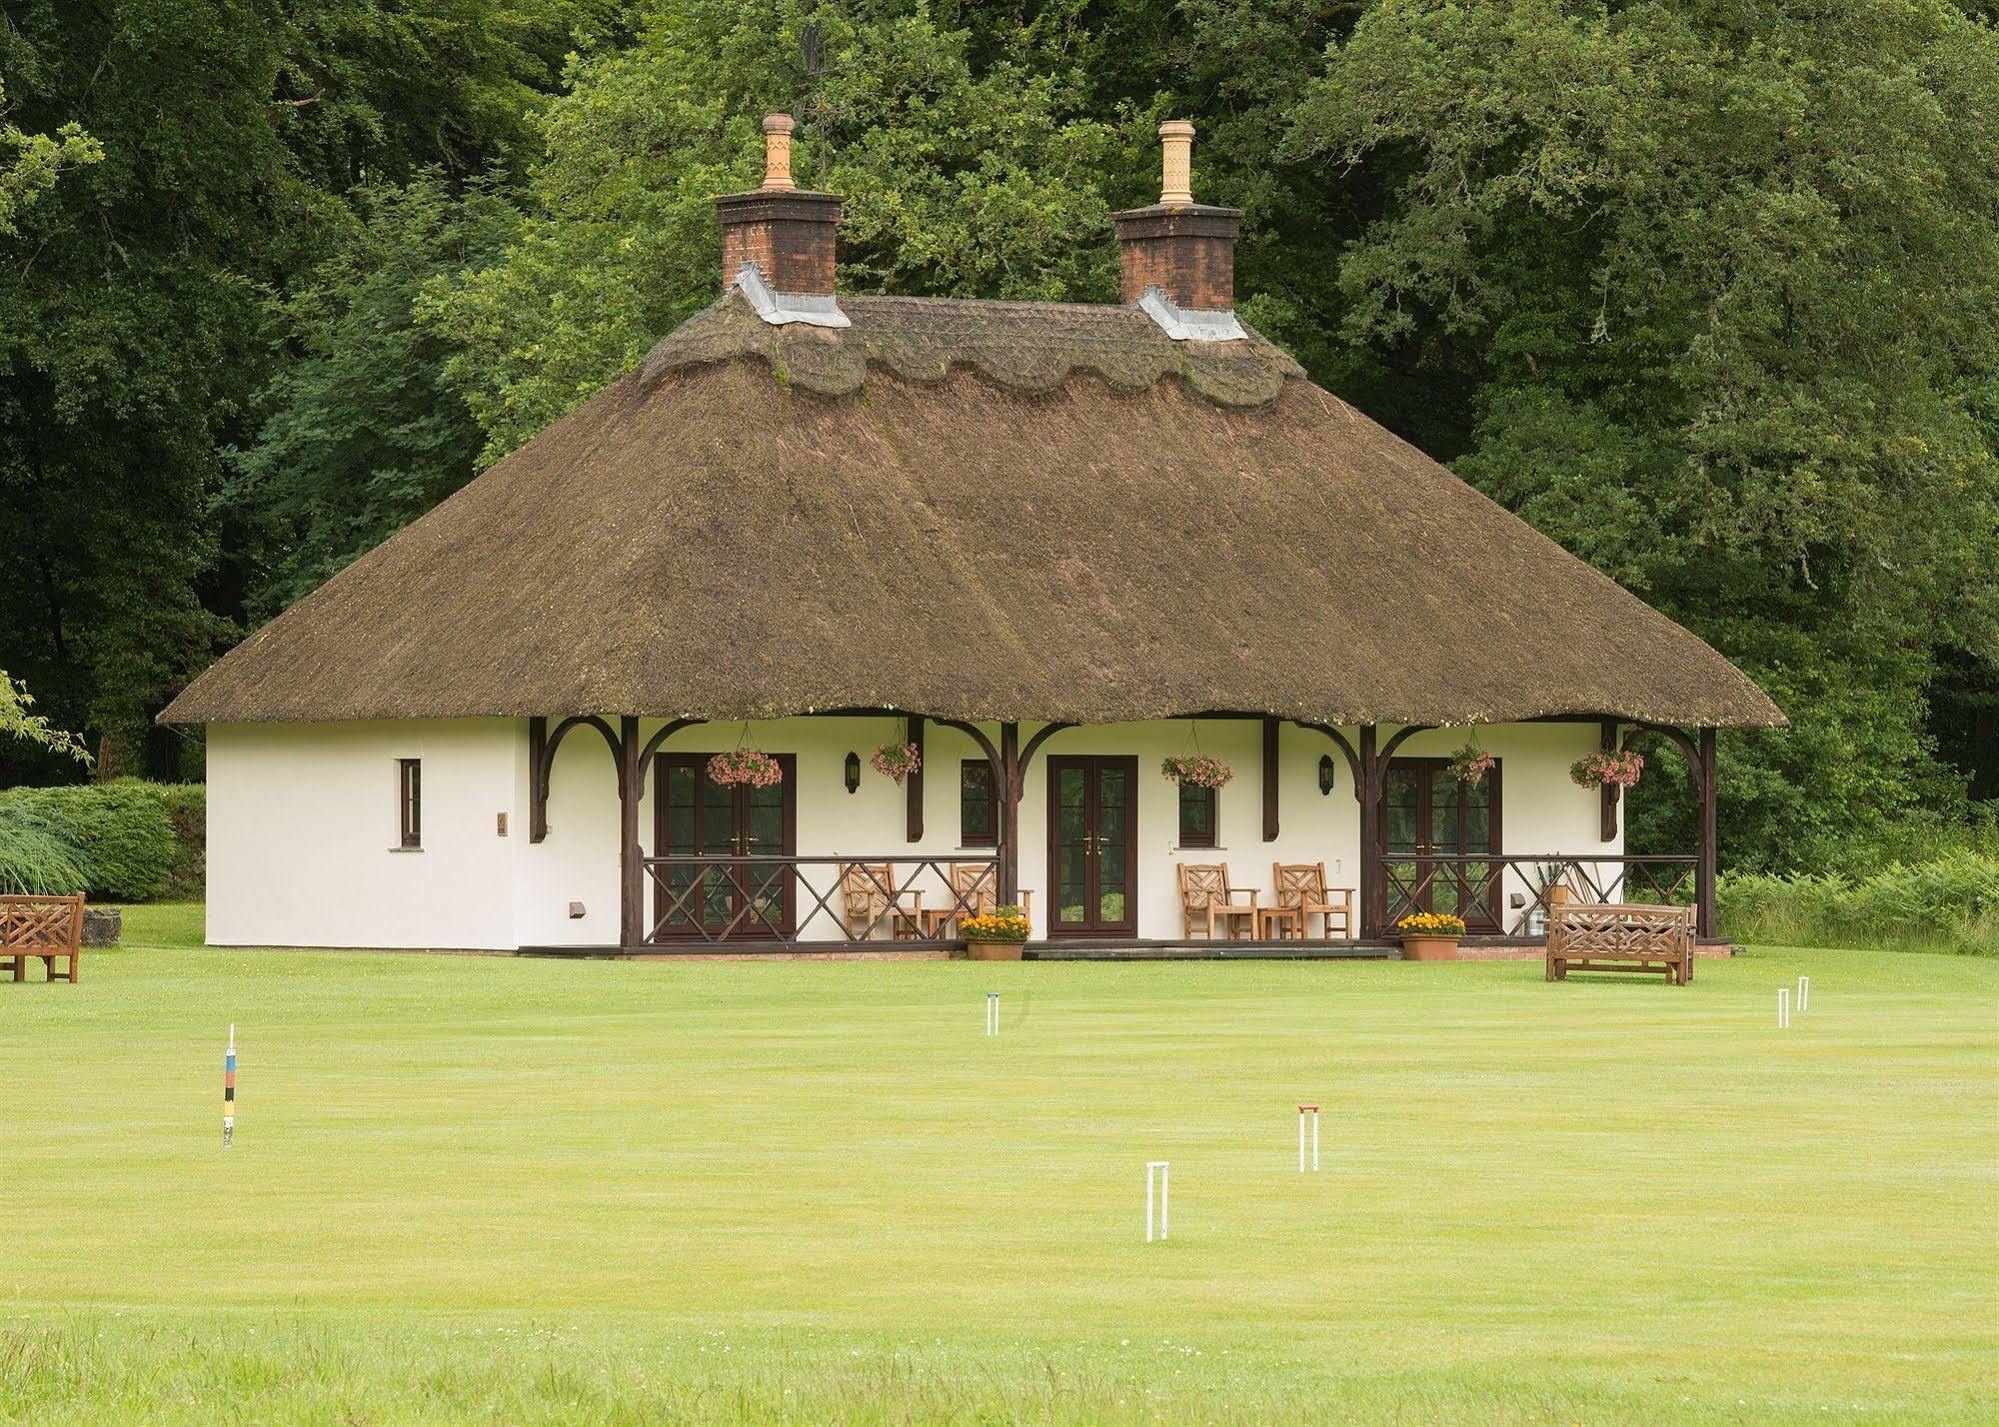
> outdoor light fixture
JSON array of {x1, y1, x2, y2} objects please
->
[
  {"x1": 844, "y1": 751, "x2": 861, "y2": 794},
  {"x1": 1318, "y1": 754, "x2": 1336, "y2": 796}
]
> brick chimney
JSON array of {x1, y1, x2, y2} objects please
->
[
  {"x1": 714, "y1": 114, "x2": 843, "y2": 297},
  {"x1": 1113, "y1": 121, "x2": 1241, "y2": 313}
]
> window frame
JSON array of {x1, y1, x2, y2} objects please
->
[
  {"x1": 397, "y1": 758, "x2": 422, "y2": 849},
  {"x1": 959, "y1": 759, "x2": 997, "y2": 846},
  {"x1": 1176, "y1": 779, "x2": 1218, "y2": 849}
]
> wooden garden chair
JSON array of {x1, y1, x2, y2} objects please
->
[
  {"x1": 1177, "y1": 863, "x2": 1258, "y2": 940},
  {"x1": 839, "y1": 863, "x2": 923, "y2": 940},
  {"x1": 922, "y1": 863, "x2": 1033, "y2": 938},
  {"x1": 2, "y1": 894, "x2": 84, "y2": 983},
  {"x1": 1273, "y1": 863, "x2": 1356, "y2": 940}
]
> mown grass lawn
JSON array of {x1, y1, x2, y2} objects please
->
[{"x1": 1, "y1": 905, "x2": 1993, "y2": 1425}]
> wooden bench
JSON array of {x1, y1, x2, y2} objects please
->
[
  {"x1": 2, "y1": 894, "x2": 85, "y2": 984},
  {"x1": 1546, "y1": 899, "x2": 1694, "y2": 986}
]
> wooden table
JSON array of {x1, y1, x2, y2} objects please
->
[{"x1": 1257, "y1": 906, "x2": 1302, "y2": 941}]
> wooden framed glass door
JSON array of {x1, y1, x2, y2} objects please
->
[
  {"x1": 1379, "y1": 757, "x2": 1502, "y2": 933},
  {"x1": 1046, "y1": 755, "x2": 1138, "y2": 937},
  {"x1": 653, "y1": 754, "x2": 796, "y2": 937}
]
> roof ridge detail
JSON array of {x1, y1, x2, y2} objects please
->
[{"x1": 638, "y1": 288, "x2": 1305, "y2": 406}]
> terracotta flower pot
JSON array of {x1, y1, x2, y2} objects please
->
[
  {"x1": 1400, "y1": 935, "x2": 1460, "y2": 962},
  {"x1": 965, "y1": 938, "x2": 1025, "y2": 961}
]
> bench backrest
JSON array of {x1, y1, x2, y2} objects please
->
[
  {"x1": 0, "y1": 894, "x2": 85, "y2": 952},
  {"x1": 1550, "y1": 901, "x2": 1692, "y2": 957}
]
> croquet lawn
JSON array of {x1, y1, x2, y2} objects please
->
[{"x1": 1, "y1": 904, "x2": 1993, "y2": 1425}]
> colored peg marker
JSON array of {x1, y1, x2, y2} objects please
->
[{"x1": 223, "y1": 1024, "x2": 236, "y2": 1147}]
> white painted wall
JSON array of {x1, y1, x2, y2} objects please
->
[
  {"x1": 206, "y1": 720, "x2": 522, "y2": 949},
  {"x1": 207, "y1": 715, "x2": 1617, "y2": 949}
]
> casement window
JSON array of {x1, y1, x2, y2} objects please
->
[
  {"x1": 397, "y1": 758, "x2": 422, "y2": 849},
  {"x1": 960, "y1": 760, "x2": 996, "y2": 846},
  {"x1": 1177, "y1": 780, "x2": 1217, "y2": 848}
]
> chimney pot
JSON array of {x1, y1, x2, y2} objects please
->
[
  {"x1": 1159, "y1": 120, "x2": 1196, "y2": 205},
  {"x1": 761, "y1": 113, "x2": 797, "y2": 191}
]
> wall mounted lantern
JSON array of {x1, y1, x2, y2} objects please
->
[
  {"x1": 1318, "y1": 754, "x2": 1336, "y2": 796},
  {"x1": 844, "y1": 751, "x2": 861, "y2": 794}
]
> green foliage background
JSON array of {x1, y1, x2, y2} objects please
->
[
  {"x1": 0, "y1": 781, "x2": 179, "y2": 900},
  {"x1": 3, "y1": 0, "x2": 1995, "y2": 873}
]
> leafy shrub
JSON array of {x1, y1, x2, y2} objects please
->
[
  {"x1": 155, "y1": 783, "x2": 205, "y2": 899},
  {"x1": 0, "y1": 810, "x2": 88, "y2": 895},
  {"x1": 1719, "y1": 853, "x2": 1999, "y2": 956},
  {"x1": 0, "y1": 782, "x2": 176, "y2": 901}
]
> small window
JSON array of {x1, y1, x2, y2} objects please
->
[
  {"x1": 1178, "y1": 781, "x2": 1216, "y2": 848},
  {"x1": 398, "y1": 758, "x2": 422, "y2": 848},
  {"x1": 960, "y1": 760, "x2": 996, "y2": 845}
]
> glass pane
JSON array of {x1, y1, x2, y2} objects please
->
[
  {"x1": 1097, "y1": 766, "x2": 1128, "y2": 924},
  {"x1": 1177, "y1": 783, "x2": 1213, "y2": 845},
  {"x1": 961, "y1": 762, "x2": 993, "y2": 843},
  {"x1": 1428, "y1": 770, "x2": 1460, "y2": 853},
  {"x1": 1383, "y1": 769, "x2": 1421, "y2": 854},
  {"x1": 1056, "y1": 767, "x2": 1087, "y2": 923}
]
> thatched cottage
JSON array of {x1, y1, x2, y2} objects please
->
[{"x1": 162, "y1": 117, "x2": 1782, "y2": 953}]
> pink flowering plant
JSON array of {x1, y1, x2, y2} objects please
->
[
  {"x1": 870, "y1": 741, "x2": 922, "y2": 783},
  {"x1": 708, "y1": 748, "x2": 783, "y2": 787},
  {"x1": 1161, "y1": 754, "x2": 1234, "y2": 789},
  {"x1": 1447, "y1": 741, "x2": 1496, "y2": 787},
  {"x1": 1570, "y1": 749, "x2": 1644, "y2": 790}
]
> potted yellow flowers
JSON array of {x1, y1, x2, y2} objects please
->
[
  {"x1": 959, "y1": 905, "x2": 1031, "y2": 960},
  {"x1": 1395, "y1": 911, "x2": 1466, "y2": 961}
]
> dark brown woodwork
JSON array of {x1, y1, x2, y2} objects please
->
[
  {"x1": 1697, "y1": 727, "x2": 1718, "y2": 939},
  {"x1": 635, "y1": 719, "x2": 705, "y2": 781},
  {"x1": 1046, "y1": 755, "x2": 1140, "y2": 937},
  {"x1": 1358, "y1": 725, "x2": 1381, "y2": 936},
  {"x1": 998, "y1": 722, "x2": 1021, "y2": 905},
  {"x1": 618, "y1": 715, "x2": 642, "y2": 949},
  {"x1": 528, "y1": 717, "x2": 549, "y2": 842},
  {"x1": 1261, "y1": 715, "x2": 1280, "y2": 842},
  {"x1": 2, "y1": 894, "x2": 85, "y2": 983},
  {"x1": 650, "y1": 753, "x2": 798, "y2": 939},
  {"x1": 1599, "y1": 719, "x2": 1621, "y2": 843},
  {"x1": 1375, "y1": 755, "x2": 1503, "y2": 934},
  {"x1": 905, "y1": 715, "x2": 925, "y2": 843}
]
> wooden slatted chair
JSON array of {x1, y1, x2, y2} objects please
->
[
  {"x1": 1177, "y1": 863, "x2": 1258, "y2": 940},
  {"x1": 1272, "y1": 863, "x2": 1356, "y2": 940},
  {"x1": 923, "y1": 863, "x2": 1034, "y2": 938},
  {"x1": 838, "y1": 863, "x2": 923, "y2": 940},
  {"x1": 2, "y1": 894, "x2": 85, "y2": 984}
]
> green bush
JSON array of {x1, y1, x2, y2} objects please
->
[
  {"x1": 1719, "y1": 853, "x2": 1999, "y2": 956},
  {"x1": 155, "y1": 782, "x2": 205, "y2": 899},
  {"x1": 0, "y1": 809, "x2": 89, "y2": 895},
  {"x1": 0, "y1": 782, "x2": 176, "y2": 901}
]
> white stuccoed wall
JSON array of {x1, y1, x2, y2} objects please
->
[
  {"x1": 206, "y1": 720, "x2": 522, "y2": 949},
  {"x1": 207, "y1": 716, "x2": 1617, "y2": 949}
]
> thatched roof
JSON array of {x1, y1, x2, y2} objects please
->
[{"x1": 162, "y1": 290, "x2": 1783, "y2": 729}]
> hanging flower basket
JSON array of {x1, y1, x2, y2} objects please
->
[
  {"x1": 1570, "y1": 750, "x2": 1644, "y2": 790},
  {"x1": 1447, "y1": 742, "x2": 1496, "y2": 787},
  {"x1": 708, "y1": 749, "x2": 783, "y2": 787},
  {"x1": 1160, "y1": 754, "x2": 1234, "y2": 789},
  {"x1": 870, "y1": 741, "x2": 922, "y2": 783}
]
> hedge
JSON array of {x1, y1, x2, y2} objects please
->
[
  {"x1": 0, "y1": 780, "x2": 185, "y2": 902},
  {"x1": 1718, "y1": 852, "x2": 1999, "y2": 956}
]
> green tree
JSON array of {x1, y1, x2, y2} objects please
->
[
  {"x1": 1289, "y1": 0, "x2": 1999, "y2": 868},
  {"x1": 228, "y1": 177, "x2": 520, "y2": 617},
  {"x1": 0, "y1": 75, "x2": 101, "y2": 236},
  {"x1": 426, "y1": 1, "x2": 1136, "y2": 462}
]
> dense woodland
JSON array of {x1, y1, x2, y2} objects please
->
[{"x1": 3, "y1": 0, "x2": 1996, "y2": 875}]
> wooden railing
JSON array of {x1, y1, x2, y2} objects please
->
[
  {"x1": 1378, "y1": 854, "x2": 1699, "y2": 938},
  {"x1": 640, "y1": 854, "x2": 1002, "y2": 946}
]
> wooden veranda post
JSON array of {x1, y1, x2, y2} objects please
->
[
  {"x1": 905, "y1": 714, "x2": 925, "y2": 842},
  {"x1": 1261, "y1": 716, "x2": 1280, "y2": 842},
  {"x1": 997, "y1": 722, "x2": 1021, "y2": 905},
  {"x1": 1599, "y1": 718, "x2": 1621, "y2": 843},
  {"x1": 618, "y1": 715, "x2": 642, "y2": 949},
  {"x1": 1357, "y1": 726, "x2": 1380, "y2": 937},
  {"x1": 1697, "y1": 726, "x2": 1718, "y2": 939}
]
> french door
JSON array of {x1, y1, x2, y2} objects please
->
[
  {"x1": 652, "y1": 754, "x2": 796, "y2": 938},
  {"x1": 1047, "y1": 756, "x2": 1138, "y2": 937},
  {"x1": 1378, "y1": 757, "x2": 1502, "y2": 933}
]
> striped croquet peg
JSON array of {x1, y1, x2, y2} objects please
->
[{"x1": 223, "y1": 1024, "x2": 236, "y2": 1147}]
